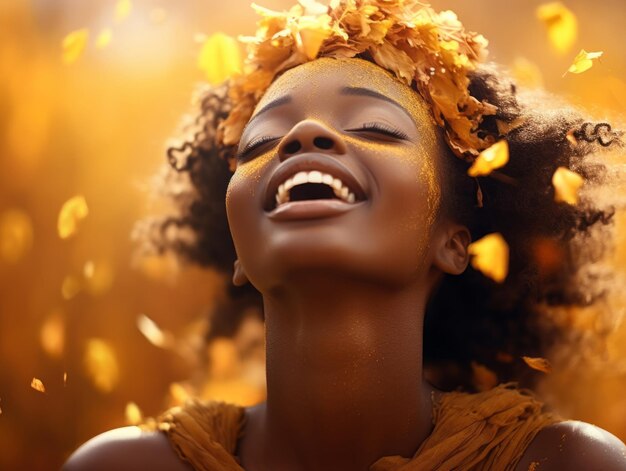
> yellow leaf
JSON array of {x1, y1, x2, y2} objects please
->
[
  {"x1": 40, "y1": 309, "x2": 65, "y2": 358},
  {"x1": 115, "y1": 0, "x2": 132, "y2": 22},
  {"x1": 0, "y1": 209, "x2": 33, "y2": 264},
  {"x1": 58, "y1": 195, "x2": 89, "y2": 239},
  {"x1": 522, "y1": 356, "x2": 552, "y2": 373},
  {"x1": 467, "y1": 140, "x2": 509, "y2": 177},
  {"x1": 468, "y1": 233, "x2": 509, "y2": 283},
  {"x1": 62, "y1": 28, "x2": 89, "y2": 65},
  {"x1": 125, "y1": 402, "x2": 143, "y2": 425},
  {"x1": 95, "y1": 28, "x2": 112, "y2": 49},
  {"x1": 137, "y1": 314, "x2": 175, "y2": 349},
  {"x1": 61, "y1": 275, "x2": 82, "y2": 300},
  {"x1": 30, "y1": 377, "x2": 46, "y2": 393},
  {"x1": 552, "y1": 166, "x2": 584, "y2": 204},
  {"x1": 566, "y1": 49, "x2": 603, "y2": 75},
  {"x1": 197, "y1": 33, "x2": 242, "y2": 84},
  {"x1": 536, "y1": 2, "x2": 578, "y2": 54},
  {"x1": 511, "y1": 57, "x2": 543, "y2": 89},
  {"x1": 84, "y1": 339, "x2": 119, "y2": 393}
]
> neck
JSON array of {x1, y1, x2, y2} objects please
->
[{"x1": 242, "y1": 273, "x2": 435, "y2": 471}]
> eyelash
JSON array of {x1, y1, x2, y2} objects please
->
[{"x1": 236, "y1": 122, "x2": 409, "y2": 161}]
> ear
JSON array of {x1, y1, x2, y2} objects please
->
[
  {"x1": 232, "y1": 259, "x2": 249, "y2": 286},
  {"x1": 432, "y1": 223, "x2": 471, "y2": 275}
]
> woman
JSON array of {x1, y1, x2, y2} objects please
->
[{"x1": 64, "y1": 0, "x2": 626, "y2": 469}]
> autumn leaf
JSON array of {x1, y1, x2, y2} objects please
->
[
  {"x1": 115, "y1": 0, "x2": 132, "y2": 22},
  {"x1": 197, "y1": 33, "x2": 242, "y2": 84},
  {"x1": 137, "y1": 314, "x2": 174, "y2": 349},
  {"x1": 467, "y1": 140, "x2": 509, "y2": 177},
  {"x1": 536, "y1": 2, "x2": 578, "y2": 54},
  {"x1": 0, "y1": 209, "x2": 33, "y2": 264},
  {"x1": 565, "y1": 49, "x2": 603, "y2": 75},
  {"x1": 84, "y1": 339, "x2": 119, "y2": 393},
  {"x1": 468, "y1": 233, "x2": 509, "y2": 283},
  {"x1": 522, "y1": 356, "x2": 552, "y2": 373},
  {"x1": 125, "y1": 402, "x2": 143, "y2": 425},
  {"x1": 30, "y1": 377, "x2": 46, "y2": 393},
  {"x1": 62, "y1": 29, "x2": 89, "y2": 65},
  {"x1": 95, "y1": 28, "x2": 112, "y2": 49},
  {"x1": 58, "y1": 195, "x2": 89, "y2": 239},
  {"x1": 552, "y1": 166, "x2": 584, "y2": 204}
]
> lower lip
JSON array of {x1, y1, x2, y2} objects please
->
[{"x1": 266, "y1": 199, "x2": 365, "y2": 221}]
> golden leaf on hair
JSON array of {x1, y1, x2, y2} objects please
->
[
  {"x1": 84, "y1": 338, "x2": 119, "y2": 393},
  {"x1": 62, "y1": 29, "x2": 89, "y2": 65},
  {"x1": 58, "y1": 195, "x2": 89, "y2": 239},
  {"x1": 30, "y1": 377, "x2": 46, "y2": 393},
  {"x1": 522, "y1": 356, "x2": 552, "y2": 373},
  {"x1": 198, "y1": 33, "x2": 242, "y2": 85},
  {"x1": 468, "y1": 233, "x2": 509, "y2": 283},
  {"x1": 115, "y1": 0, "x2": 132, "y2": 22},
  {"x1": 40, "y1": 309, "x2": 65, "y2": 358},
  {"x1": 552, "y1": 166, "x2": 584, "y2": 204},
  {"x1": 471, "y1": 361, "x2": 498, "y2": 392},
  {"x1": 565, "y1": 49, "x2": 603, "y2": 75},
  {"x1": 125, "y1": 402, "x2": 143, "y2": 425},
  {"x1": 0, "y1": 209, "x2": 33, "y2": 264},
  {"x1": 536, "y1": 2, "x2": 577, "y2": 54},
  {"x1": 467, "y1": 140, "x2": 509, "y2": 177},
  {"x1": 95, "y1": 28, "x2": 112, "y2": 49}
]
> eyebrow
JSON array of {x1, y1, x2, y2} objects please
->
[
  {"x1": 339, "y1": 86, "x2": 413, "y2": 121},
  {"x1": 245, "y1": 95, "x2": 292, "y2": 129}
]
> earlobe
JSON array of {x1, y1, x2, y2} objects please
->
[
  {"x1": 232, "y1": 259, "x2": 250, "y2": 286},
  {"x1": 433, "y1": 224, "x2": 471, "y2": 275}
]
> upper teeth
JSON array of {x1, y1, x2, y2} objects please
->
[{"x1": 275, "y1": 171, "x2": 356, "y2": 206}]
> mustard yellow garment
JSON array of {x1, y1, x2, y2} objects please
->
[{"x1": 144, "y1": 383, "x2": 558, "y2": 471}]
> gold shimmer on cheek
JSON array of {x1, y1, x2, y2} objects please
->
[{"x1": 226, "y1": 151, "x2": 275, "y2": 205}]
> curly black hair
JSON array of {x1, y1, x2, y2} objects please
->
[{"x1": 133, "y1": 63, "x2": 623, "y2": 391}]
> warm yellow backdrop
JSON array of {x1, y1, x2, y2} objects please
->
[{"x1": 0, "y1": 0, "x2": 625, "y2": 469}]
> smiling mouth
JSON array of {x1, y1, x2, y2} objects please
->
[{"x1": 272, "y1": 171, "x2": 358, "y2": 211}]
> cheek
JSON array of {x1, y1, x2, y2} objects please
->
[{"x1": 226, "y1": 152, "x2": 275, "y2": 211}]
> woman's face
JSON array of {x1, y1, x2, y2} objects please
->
[{"x1": 226, "y1": 58, "x2": 444, "y2": 292}]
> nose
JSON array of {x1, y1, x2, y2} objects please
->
[{"x1": 277, "y1": 120, "x2": 348, "y2": 161}]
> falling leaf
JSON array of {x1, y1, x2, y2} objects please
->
[
  {"x1": 536, "y1": 2, "x2": 578, "y2": 54},
  {"x1": 468, "y1": 233, "x2": 509, "y2": 283},
  {"x1": 84, "y1": 338, "x2": 119, "y2": 393},
  {"x1": 58, "y1": 195, "x2": 89, "y2": 239},
  {"x1": 0, "y1": 209, "x2": 33, "y2": 264},
  {"x1": 125, "y1": 402, "x2": 143, "y2": 425},
  {"x1": 552, "y1": 167, "x2": 584, "y2": 205},
  {"x1": 137, "y1": 314, "x2": 174, "y2": 349},
  {"x1": 511, "y1": 57, "x2": 543, "y2": 89},
  {"x1": 522, "y1": 356, "x2": 552, "y2": 373},
  {"x1": 95, "y1": 28, "x2": 112, "y2": 49},
  {"x1": 565, "y1": 49, "x2": 603, "y2": 75},
  {"x1": 62, "y1": 29, "x2": 89, "y2": 65},
  {"x1": 467, "y1": 140, "x2": 509, "y2": 177},
  {"x1": 30, "y1": 378, "x2": 46, "y2": 393},
  {"x1": 471, "y1": 361, "x2": 498, "y2": 392},
  {"x1": 197, "y1": 33, "x2": 242, "y2": 84},
  {"x1": 63, "y1": 372, "x2": 68, "y2": 387},
  {"x1": 61, "y1": 275, "x2": 82, "y2": 300},
  {"x1": 115, "y1": 0, "x2": 132, "y2": 22},
  {"x1": 40, "y1": 309, "x2": 65, "y2": 358}
]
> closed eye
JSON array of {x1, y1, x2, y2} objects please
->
[
  {"x1": 236, "y1": 135, "x2": 281, "y2": 161},
  {"x1": 345, "y1": 122, "x2": 410, "y2": 140}
]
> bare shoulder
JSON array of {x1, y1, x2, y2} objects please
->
[
  {"x1": 515, "y1": 420, "x2": 626, "y2": 471},
  {"x1": 62, "y1": 426, "x2": 193, "y2": 471}
]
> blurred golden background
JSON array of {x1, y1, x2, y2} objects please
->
[{"x1": 0, "y1": 0, "x2": 625, "y2": 469}]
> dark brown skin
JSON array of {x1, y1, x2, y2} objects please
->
[{"x1": 63, "y1": 59, "x2": 626, "y2": 471}]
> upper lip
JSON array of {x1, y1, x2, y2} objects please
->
[{"x1": 264, "y1": 154, "x2": 368, "y2": 211}]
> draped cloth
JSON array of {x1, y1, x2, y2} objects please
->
[{"x1": 144, "y1": 383, "x2": 559, "y2": 471}]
